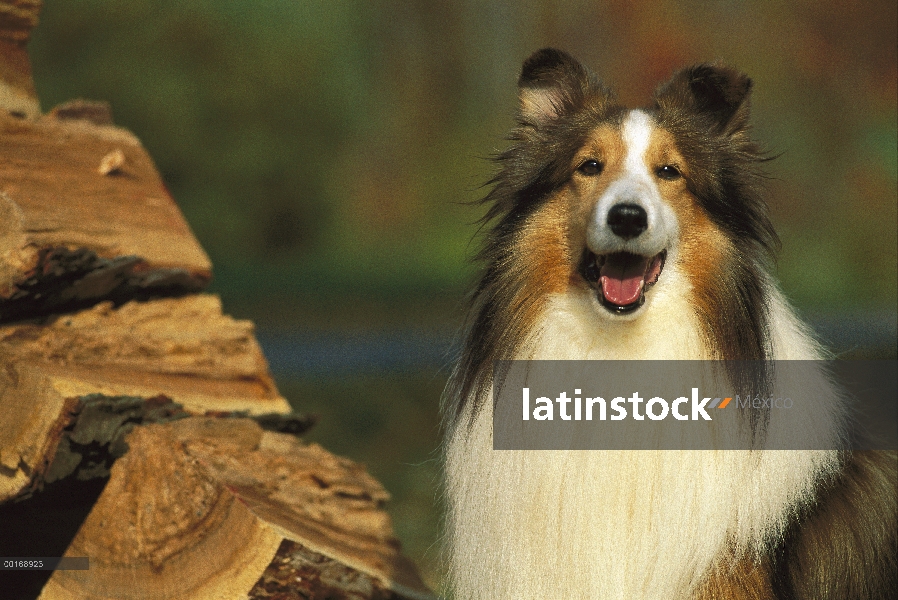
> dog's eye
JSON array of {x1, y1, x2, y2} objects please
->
[
  {"x1": 578, "y1": 159, "x2": 603, "y2": 176},
  {"x1": 656, "y1": 165, "x2": 681, "y2": 180}
]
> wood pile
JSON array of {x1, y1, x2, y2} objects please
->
[{"x1": 0, "y1": 3, "x2": 435, "y2": 599}]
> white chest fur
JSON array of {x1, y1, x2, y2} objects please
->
[{"x1": 443, "y1": 286, "x2": 842, "y2": 599}]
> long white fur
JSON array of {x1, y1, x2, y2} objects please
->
[{"x1": 444, "y1": 110, "x2": 844, "y2": 599}]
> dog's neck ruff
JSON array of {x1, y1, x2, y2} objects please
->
[{"x1": 444, "y1": 283, "x2": 843, "y2": 599}]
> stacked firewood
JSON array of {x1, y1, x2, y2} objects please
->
[{"x1": 0, "y1": 3, "x2": 434, "y2": 599}]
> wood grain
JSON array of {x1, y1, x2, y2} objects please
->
[
  {"x1": 39, "y1": 418, "x2": 435, "y2": 600},
  {"x1": 0, "y1": 296, "x2": 291, "y2": 502},
  {"x1": 0, "y1": 110, "x2": 211, "y2": 320}
]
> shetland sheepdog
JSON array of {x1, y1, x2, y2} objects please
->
[{"x1": 443, "y1": 49, "x2": 896, "y2": 599}]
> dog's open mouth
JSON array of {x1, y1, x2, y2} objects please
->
[{"x1": 580, "y1": 250, "x2": 666, "y2": 314}]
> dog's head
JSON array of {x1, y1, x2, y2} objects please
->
[
  {"x1": 450, "y1": 49, "x2": 777, "y2": 419},
  {"x1": 496, "y1": 49, "x2": 776, "y2": 316}
]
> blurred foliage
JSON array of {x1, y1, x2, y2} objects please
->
[
  {"x1": 31, "y1": 0, "x2": 493, "y2": 323},
  {"x1": 27, "y1": 0, "x2": 897, "y2": 589},
  {"x1": 30, "y1": 0, "x2": 897, "y2": 319}
]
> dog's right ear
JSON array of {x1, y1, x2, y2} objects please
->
[
  {"x1": 518, "y1": 48, "x2": 592, "y2": 126},
  {"x1": 654, "y1": 64, "x2": 753, "y2": 136}
]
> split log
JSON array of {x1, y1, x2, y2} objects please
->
[
  {"x1": 38, "y1": 418, "x2": 435, "y2": 600},
  {"x1": 0, "y1": 2, "x2": 209, "y2": 323},
  {"x1": 0, "y1": 108, "x2": 212, "y2": 322},
  {"x1": 0, "y1": 295, "x2": 291, "y2": 502},
  {"x1": 0, "y1": 294, "x2": 286, "y2": 413},
  {"x1": 3, "y1": 391, "x2": 314, "y2": 499}
]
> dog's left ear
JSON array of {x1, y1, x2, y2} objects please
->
[
  {"x1": 654, "y1": 64, "x2": 752, "y2": 135},
  {"x1": 517, "y1": 48, "x2": 593, "y2": 126}
]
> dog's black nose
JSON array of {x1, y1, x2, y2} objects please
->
[{"x1": 607, "y1": 203, "x2": 647, "y2": 239}]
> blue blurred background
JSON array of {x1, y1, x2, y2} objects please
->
[{"x1": 29, "y1": 0, "x2": 897, "y2": 587}]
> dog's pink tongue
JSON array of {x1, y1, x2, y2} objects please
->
[{"x1": 600, "y1": 254, "x2": 648, "y2": 306}]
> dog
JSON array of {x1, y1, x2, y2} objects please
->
[{"x1": 442, "y1": 48, "x2": 896, "y2": 599}]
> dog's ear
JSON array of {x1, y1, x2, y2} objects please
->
[
  {"x1": 654, "y1": 63, "x2": 752, "y2": 134},
  {"x1": 518, "y1": 48, "x2": 592, "y2": 126}
]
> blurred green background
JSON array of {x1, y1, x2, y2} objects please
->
[{"x1": 29, "y1": 0, "x2": 897, "y2": 590}]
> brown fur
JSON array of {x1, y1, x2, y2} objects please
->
[
  {"x1": 691, "y1": 451, "x2": 898, "y2": 599},
  {"x1": 516, "y1": 194, "x2": 572, "y2": 298},
  {"x1": 694, "y1": 556, "x2": 777, "y2": 600},
  {"x1": 774, "y1": 450, "x2": 898, "y2": 599}
]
